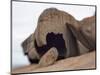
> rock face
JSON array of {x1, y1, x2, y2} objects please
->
[
  {"x1": 39, "y1": 47, "x2": 58, "y2": 67},
  {"x1": 35, "y1": 8, "x2": 80, "y2": 58},
  {"x1": 12, "y1": 51, "x2": 95, "y2": 74},
  {"x1": 80, "y1": 16, "x2": 96, "y2": 50},
  {"x1": 21, "y1": 33, "x2": 40, "y2": 63},
  {"x1": 21, "y1": 8, "x2": 96, "y2": 67},
  {"x1": 77, "y1": 16, "x2": 96, "y2": 54},
  {"x1": 35, "y1": 8, "x2": 78, "y2": 46}
]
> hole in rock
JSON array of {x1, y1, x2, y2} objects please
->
[{"x1": 35, "y1": 32, "x2": 67, "y2": 60}]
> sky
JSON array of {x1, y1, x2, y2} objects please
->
[{"x1": 12, "y1": 1, "x2": 95, "y2": 69}]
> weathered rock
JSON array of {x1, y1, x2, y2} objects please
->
[
  {"x1": 21, "y1": 33, "x2": 35, "y2": 55},
  {"x1": 21, "y1": 8, "x2": 96, "y2": 66},
  {"x1": 35, "y1": 8, "x2": 80, "y2": 57},
  {"x1": 39, "y1": 47, "x2": 58, "y2": 67},
  {"x1": 21, "y1": 33, "x2": 41, "y2": 63},
  {"x1": 11, "y1": 51, "x2": 95, "y2": 74},
  {"x1": 80, "y1": 16, "x2": 96, "y2": 50},
  {"x1": 28, "y1": 48, "x2": 40, "y2": 60}
]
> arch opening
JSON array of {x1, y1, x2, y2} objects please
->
[{"x1": 35, "y1": 32, "x2": 66, "y2": 59}]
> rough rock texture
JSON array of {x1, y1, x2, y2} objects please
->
[
  {"x1": 21, "y1": 8, "x2": 96, "y2": 69},
  {"x1": 77, "y1": 16, "x2": 96, "y2": 54},
  {"x1": 35, "y1": 8, "x2": 81, "y2": 57},
  {"x1": 12, "y1": 51, "x2": 96, "y2": 74},
  {"x1": 21, "y1": 33, "x2": 35, "y2": 55},
  {"x1": 39, "y1": 47, "x2": 58, "y2": 67},
  {"x1": 80, "y1": 16, "x2": 96, "y2": 50},
  {"x1": 21, "y1": 33, "x2": 41, "y2": 63},
  {"x1": 22, "y1": 8, "x2": 81, "y2": 60},
  {"x1": 35, "y1": 8, "x2": 80, "y2": 47}
]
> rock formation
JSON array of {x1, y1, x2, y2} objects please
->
[{"x1": 21, "y1": 8, "x2": 96, "y2": 67}]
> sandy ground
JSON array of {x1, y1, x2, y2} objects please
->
[{"x1": 12, "y1": 51, "x2": 96, "y2": 74}]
